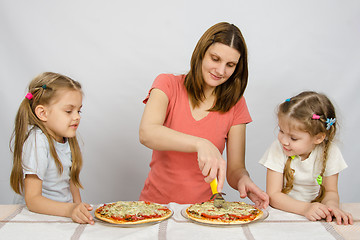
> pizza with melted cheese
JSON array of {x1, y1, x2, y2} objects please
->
[
  {"x1": 185, "y1": 200, "x2": 263, "y2": 224},
  {"x1": 95, "y1": 201, "x2": 172, "y2": 224}
]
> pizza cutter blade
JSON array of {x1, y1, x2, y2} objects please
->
[{"x1": 210, "y1": 178, "x2": 226, "y2": 208}]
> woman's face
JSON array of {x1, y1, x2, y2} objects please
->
[{"x1": 201, "y1": 42, "x2": 240, "y2": 91}]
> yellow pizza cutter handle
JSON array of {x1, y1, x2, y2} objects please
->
[{"x1": 210, "y1": 178, "x2": 219, "y2": 194}]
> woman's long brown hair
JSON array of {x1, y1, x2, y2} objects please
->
[{"x1": 10, "y1": 72, "x2": 83, "y2": 194}]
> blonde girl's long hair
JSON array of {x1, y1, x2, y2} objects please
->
[
  {"x1": 184, "y1": 22, "x2": 248, "y2": 112},
  {"x1": 279, "y1": 91, "x2": 337, "y2": 202},
  {"x1": 10, "y1": 72, "x2": 83, "y2": 195}
]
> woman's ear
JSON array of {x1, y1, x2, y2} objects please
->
[
  {"x1": 35, "y1": 105, "x2": 47, "y2": 121},
  {"x1": 314, "y1": 132, "x2": 326, "y2": 145}
]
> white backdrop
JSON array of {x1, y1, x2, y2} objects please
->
[{"x1": 1, "y1": 0, "x2": 359, "y2": 204}]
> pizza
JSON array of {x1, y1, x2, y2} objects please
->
[
  {"x1": 94, "y1": 201, "x2": 172, "y2": 224},
  {"x1": 185, "y1": 200, "x2": 263, "y2": 224}
]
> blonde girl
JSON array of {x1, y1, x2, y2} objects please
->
[
  {"x1": 10, "y1": 72, "x2": 94, "y2": 224},
  {"x1": 260, "y1": 91, "x2": 353, "y2": 225}
]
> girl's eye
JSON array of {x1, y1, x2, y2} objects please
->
[
  {"x1": 227, "y1": 63, "x2": 236, "y2": 68},
  {"x1": 78, "y1": 110, "x2": 82, "y2": 114},
  {"x1": 291, "y1": 138, "x2": 297, "y2": 141},
  {"x1": 66, "y1": 111, "x2": 72, "y2": 114},
  {"x1": 212, "y1": 57, "x2": 219, "y2": 62}
]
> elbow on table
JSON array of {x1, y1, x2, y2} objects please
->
[{"x1": 24, "y1": 197, "x2": 38, "y2": 213}]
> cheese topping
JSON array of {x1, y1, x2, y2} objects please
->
[
  {"x1": 187, "y1": 201, "x2": 259, "y2": 219},
  {"x1": 97, "y1": 201, "x2": 170, "y2": 219}
]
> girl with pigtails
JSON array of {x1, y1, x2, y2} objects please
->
[
  {"x1": 259, "y1": 91, "x2": 353, "y2": 225},
  {"x1": 10, "y1": 72, "x2": 94, "y2": 224}
]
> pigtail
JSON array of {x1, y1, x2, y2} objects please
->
[
  {"x1": 281, "y1": 156, "x2": 295, "y2": 194},
  {"x1": 68, "y1": 137, "x2": 83, "y2": 189},
  {"x1": 10, "y1": 100, "x2": 32, "y2": 194},
  {"x1": 311, "y1": 140, "x2": 330, "y2": 202}
]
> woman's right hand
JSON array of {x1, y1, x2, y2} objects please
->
[
  {"x1": 196, "y1": 138, "x2": 226, "y2": 191},
  {"x1": 70, "y1": 203, "x2": 94, "y2": 224}
]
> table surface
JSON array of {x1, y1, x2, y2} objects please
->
[{"x1": 0, "y1": 202, "x2": 359, "y2": 240}]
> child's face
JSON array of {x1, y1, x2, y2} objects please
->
[
  {"x1": 277, "y1": 116, "x2": 322, "y2": 160},
  {"x1": 42, "y1": 89, "x2": 83, "y2": 143}
]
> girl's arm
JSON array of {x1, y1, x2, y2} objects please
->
[
  {"x1": 321, "y1": 174, "x2": 353, "y2": 225},
  {"x1": 267, "y1": 169, "x2": 332, "y2": 221},
  {"x1": 70, "y1": 180, "x2": 82, "y2": 204},
  {"x1": 24, "y1": 174, "x2": 94, "y2": 224},
  {"x1": 139, "y1": 88, "x2": 226, "y2": 188},
  {"x1": 226, "y1": 124, "x2": 269, "y2": 209}
]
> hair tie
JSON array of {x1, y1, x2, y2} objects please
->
[
  {"x1": 312, "y1": 114, "x2": 320, "y2": 120},
  {"x1": 326, "y1": 118, "x2": 336, "y2": 130},
  {"x1": 285, "y1": 98, "x2": 291, "y2": 102},
  {"x1": 42, "y1": 85, "x2": 47, "y2": 89},
  {"x1": 25, "y1": 92, "x2": 33, "y2": 100},
  {"x1": 316, "y1": 175, "x2": 322, "y2": 185}
]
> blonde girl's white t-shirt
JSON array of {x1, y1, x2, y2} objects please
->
[
  {"x1": 13, "y1": 126, "x2": 73, "y2": 204},
  {"x1": 259, "y1": 139, "x2": 348, "y2": 202}
]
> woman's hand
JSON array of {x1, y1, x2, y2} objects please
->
[
  {"x1": 237, "y1": 174, "x2": 269, "y2": 209},
  {"x1": 70, "y1": 203, "x2": 94, "y2": 224},
  {"x1": 196, "y1": 138, "x2": 226, "y2": 191}
]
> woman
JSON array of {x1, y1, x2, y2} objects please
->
[{"x1": 139, "y1": 22, "x2": 268, "y2": 207}]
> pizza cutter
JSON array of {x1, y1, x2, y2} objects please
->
[{"x1": 210, "y1": 178, "x2": 226, "y2": 208}]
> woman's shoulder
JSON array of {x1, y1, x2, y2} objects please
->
[
  {"x1": 152, "y1": 73, "x2": 186, "y2": 94},
  {"x1": 155, "y1": 73, "x2": 185, "y2": 84},
  {"x1": 229, "y1": 95, "x2": 252, "y2": 123},
  {"x1": 233, "y1": 95, "x2": 247, "y2": 108}
]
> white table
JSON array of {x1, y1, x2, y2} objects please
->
[{"x1": 0, "y1": 203, "x2": 359, "y2": 240}]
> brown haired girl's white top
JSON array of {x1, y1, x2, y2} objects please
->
[{"x1": 259, "y1": 139, "x2": 347, "y2": 202}]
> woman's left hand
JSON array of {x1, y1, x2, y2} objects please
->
[{"x1": 237, "y1": 175, "x2": 269, "y2": 209}]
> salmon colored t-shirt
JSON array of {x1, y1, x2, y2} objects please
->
[{"x1": 139, "y1": 74, "x2": 252, "y2": 204}]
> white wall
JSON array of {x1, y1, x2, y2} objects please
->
[{"x1": 1, "y1": 0, "x2": 359, "y2": 204}]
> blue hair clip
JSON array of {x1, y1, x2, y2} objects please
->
[
  {"x1": 326, "y1": 118, "x2": 336, "y2": 130},
  {"x1": 285, "y1": 98, "x2": 291, "y2": 102}
]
